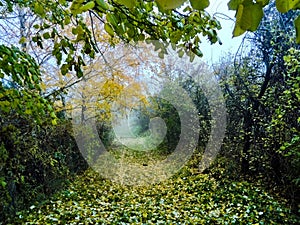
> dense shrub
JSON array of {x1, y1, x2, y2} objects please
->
[{"x1": 0, "y1": 112, "x2": 88, "y2": 222}]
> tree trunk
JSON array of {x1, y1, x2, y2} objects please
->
[{"x1": 241, "y1": 110, "x2": 252, "y2": 174}]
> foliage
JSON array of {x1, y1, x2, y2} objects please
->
[
  {"x1": 12, "y1": 169, "x2": 299, "y2": 224},
  {"x1": 179, "y1": 75, "x2": 211, "y2": 147},
  {"x1": 274, "y1": 47, "x2": 300, "y2": 187},
  {"x1": 0, "y1": 0, "x2": 299, "y2": 97},
  {"x1": 0, "y1": 0, "x2": 221, "y2": 77},
  {"x1": 228, "y1": 0, "x2": 300, "y2": 42},
  {"x1": 0, "y1": 116, "x2": 88, "y2": 222},
  {"x1": 1, "y1": 0, "x2": 299, "y2": 83},
  {"x1": 0, "y1": 45, "x2": 56, "y2": 125},
  {"x1": 215, "y1": 3, "x2": 300, "y2": 210},
  {"x1": 0, "y1": 43, "x2": 75, "y2": 222},
  {"x1": 66, "y1": 42, "x2": 148, "y2": 124},
  {"x1": 145, "y1": 96, "x2": 181, "y2": 155}
]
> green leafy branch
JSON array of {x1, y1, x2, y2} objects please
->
[
  {"x1": 0, "y1": 45, "x2": 57, "y2": 125},
  {"x1": 228, "y1": 0, "x2": 300, "y2": 43}
]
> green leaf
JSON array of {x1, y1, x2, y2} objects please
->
[
  {"x1": 233, "y1": 25, "x2": 245, "y2": 37},
  {"x1": 192, "y1": 47, "x2": 203, "y2": 57},
  {"x1": 158, "y1": 51, "x2": 165, "y2": 59},
  {"x1": 155, "y1": 0, "x2": 186, "y2": 9},
  {"x1": 104, "y1": 23, "x2": 115, "y2": 36},
  {"x1": 80, "y1": 1, "x2": 95, "y2": 12},
  {"x1": 70, "y1": 0, "x2": 85, "y2": 15},
  {"x1": 139, "y1": 33, "x2": 145, "y2": 41},
  {"x1": 95, "y1": 0, "x2": 109, "y2": 10},
  {"x1": 190, "y1": 0, "x2": 210, "y2": 10},
  {"x1": 189, "y1": 52, "x2": 196, "y2": 62},
  {"x1": 294, "y1": 15, "x2": 300, "y2": 44},
  {"x1": 127, "y1": 28, "x2": 135, "y2": 38},
  {"x1": 25, "y1": 109, "x2": 32, "y2": 115},
  {"x1": 50, "y1": 111, "x2": 56, "y2": 118},
  {"x1": 76, "y1": 68, "x2": 83, "y2": 78},
  {"x1": 106, "y1": 13, "x2": 118, "y2": 27},
  {"x1": 61, "y1": 64, "x2": 69, "y2": 75},
  {"x1": 19, "y1": 37, "x2": 27, "y2": 44},
  {"x1": 34, "y1": 2, "x2": 45, "y2": 17},
  {"x1": 233, "y1": 4, "x2": 246, "y2": 37},
  {"x1": 242, "y1": 3, "x2": 263, "y2": 31},
  {"x1": 256, "y1": 0, "x2": 270, "y2": 7},
  {"x1": 178, "y1": 49, "x2": 184, "y2": 58},
  {"x1": 0, "y1": 180, "x2": 6, "y2": 188},
  {"x1": 228, "y1": 0, "x2": 243, "y2": 10},
  {"x1": 64, "y1": 15, "x2": 71, "y2": 25},
  {"x1": 116, "y1": 0, "x2": 137, "y2": 8},
  {"x1": 72, "y1": 27, "x2": 78, "y2": 35},
  {"x1": 32, "y1": 75, "x2": 39, "y2": 83},
  {"x1": 43, "y1": 32, "x2": 51, "y2": 39},
  {"x1": 51, "y1": 119, "x2": 57, "y2": 126},
  {"x1": 233, "y1": 3, "x2": 263, "y2": 36},
  {"x1": 276, "y1": 0, "x2": 300, "y2": 13}
]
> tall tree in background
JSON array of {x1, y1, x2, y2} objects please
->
[{"x1": 240, "y1": 1, "x2": 299, "y2": 176}]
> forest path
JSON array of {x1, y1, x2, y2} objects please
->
[{"x1": 13, "y1": 169, "x2": 299, "y2": 224}]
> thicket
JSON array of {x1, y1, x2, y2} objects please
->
[{"x1": 0, "y1": 112, "x2": 88, "y2": 221}]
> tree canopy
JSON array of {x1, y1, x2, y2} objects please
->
[{"x1": 0, "y1": 0, "x2": 299, "y2": 79}]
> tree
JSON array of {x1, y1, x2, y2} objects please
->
[
  {"x1": 214, "y1": 2, "x2": 300, "y2": 209},
  {"x1": 243, "y1": 2, "x2": 299, "y2": 180},
  {"x1": 0, "y1": 0, "x2": 222, "y2": 77},
  {"x1": 219, "y1": 1, "x2": 299, "y2": 174},
  {"x1": 273, "y1": 47, "x2": 300, "y2": 200},
  {"x1": 0, "y1": 0, "x2": 298, "y2": 94},
  {"x1": 0, "y1": 44, "x2": 56, "y2": 123}
]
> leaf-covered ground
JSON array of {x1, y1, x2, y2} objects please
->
[{"x1": 13, "y1": 168, "x2": 299, "y2": 224}]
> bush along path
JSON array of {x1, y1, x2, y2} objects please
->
[{"x1": 11, "y1": 168, "x2": 299, "y2": 224}]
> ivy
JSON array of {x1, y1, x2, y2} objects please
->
[{"x1": 12, "y1": 169, "x2": 300, "y2": 224}]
